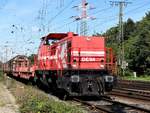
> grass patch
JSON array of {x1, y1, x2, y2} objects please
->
[
  {"x1": 6, "y1": 78, "x2": 86, "y2": 113},
  {"x1": 122, "y1": 75, "x2": 150, "y2": 82},
  {"x1": 0, "y1": 101, "x2": 5, "y2": 107},
  {"x1": 0, "y1": 71, "x2": 4, "y2": 81}
]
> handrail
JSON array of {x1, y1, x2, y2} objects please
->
[{"x1": 34, "y1": 46, "x2": 116, "y2": 73}]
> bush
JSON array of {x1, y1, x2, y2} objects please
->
[
  {"x1": 20, "y1": 95, "x2": 52, "y2": 113},
  {"x1": 124, "y1": 70, "x2": 133, "y2": 77}
]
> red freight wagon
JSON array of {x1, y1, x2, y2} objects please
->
[{"x1": 4, "y1": 55, "x2": 34, "y2": 80}]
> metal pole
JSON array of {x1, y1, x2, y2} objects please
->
[
  {"x1": 119, "y1": 2, "x2": 123, "y2": 75},
  {"x1": 80, "y1": 0, "x2": 88, "y2": 36},
  {"x1": 110, "y1": 1, "x2": 131, "y2": 76}
]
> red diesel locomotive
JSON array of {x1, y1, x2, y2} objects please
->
[
  {"x1": 34, "y1": 32, "x2": 116, "y2": 96},
  {"x1": 4, "y1": 32, "x2": 116, "y2": 97}
]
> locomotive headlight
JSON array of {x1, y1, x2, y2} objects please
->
[
  {"x1": 104, "y1": 76, "x2": 114, "y2": 83},
  {"x1": 70, "y1": 75, "x2": 80, "y2": 83}
]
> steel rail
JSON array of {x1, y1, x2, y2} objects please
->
[
  {"x1": 73, "y1": 97, "x2": 150, "y2": 113},
  {"x1": 117, "y1": 80, "x2": 150, "y2": 91},
  {"x1": 102, "y1": 97, "x2": 150, "y2": 113},
  {"x1": 114, "y1": 88, "x2": 150, "y2": 94},
  {"x1": 110, "y1": 88, "x2": 150, "y2": 101},
  {"x1": 73, "y1": 98, "x2": 113, "y2": 113}
]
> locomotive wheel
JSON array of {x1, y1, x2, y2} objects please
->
[
  {"x1": 56, "y1": 90, "x2": 69, "y2": 100},
  {"x1": 36, "y1": 78, "x2": 43, "y2": 89},
  {"x1": 30, "y1": 77, "x2": 35, "y2": 86},
  {"x1": 63, "y1": 91, "x2": 70, "y2": 100},
  {"x1": 61, "y1": 93, "x2": 69, "y2": 100}
]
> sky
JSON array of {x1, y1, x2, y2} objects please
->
[{"x1": 0, "y1": 0, "x2": 150, "y2": 62}]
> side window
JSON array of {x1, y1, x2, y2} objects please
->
[
  {"x1": 67, "y1": 41, "x2": 71, "y2": 63},
  {"x1": 41, "y1": 37, "x2": 50, "y2": 45},
  {"x1": 18, "y1": 62, "x2": 21, "y2": 67},
  {"x1": 25, "y1": 61, "x2": 28, "y2": 67},
  {"x1": 44, "y1": 39, "x2": 50, "y2": 45}
]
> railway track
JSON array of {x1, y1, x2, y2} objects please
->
[
  {"x1": 73, "y1": 97, "x2": 150, "y2": 113},
  {"x1": 117, "y1": 79, "x2": 150, "y2": 91},
  {"x1": 110, "y1": 88, "x2": 150, "y2": 101}
]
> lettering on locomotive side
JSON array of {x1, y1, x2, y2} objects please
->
[
  {"x1": 81, "y1": 57, "x2": 96, "y2": 62},
  {"x1": 38, "y1": 56, "x2": 58, "y2": 60},
  {"x1": 72, "y1": 51, "x2": 105, "y2": 56}
]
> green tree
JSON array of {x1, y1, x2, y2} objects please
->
[
  {"x1": 95, "y1": 12, "x2": 150, "y2": 75},
  {"x1": 127, "y1": 30, "x2": 150, "y2": 75},
  {"x1": 124, "y1": 18, "x2": 135, "y2": 40}
]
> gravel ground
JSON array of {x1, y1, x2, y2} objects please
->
[{"x1": 0, "y1": 82, "x2": 19, "y2": 113}]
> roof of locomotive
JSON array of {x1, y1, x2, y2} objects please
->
[{"x1": 42, "y1": 32, "x2": 78, "y2": 40}]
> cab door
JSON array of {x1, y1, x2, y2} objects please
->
[{"x1": 67, "y1": 41, "x2": 71, "y2": 68}]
